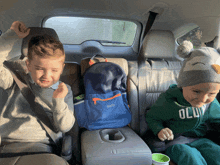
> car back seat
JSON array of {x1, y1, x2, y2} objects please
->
[
  {"x1": 79, "y1": 57, "x2": 152, "y2": 165},
  {"x1": 60, "y1": 62, "x2": 82, "y2": 97},
  {"x1": 128, "y1": 29, "x2": 182, "y2": 135},
  {"x1": 133, "y1": 30, "x2": 201, "y2": 165},
  {"x1": 128, "y1": 30, "x2": 192, "y2": 161},
  {"x1": 128, "y1": 30, "x2": 183, "y2": 165},
  {"x1": 59, "y1": 62, "x2": 82, "y2": 163},
  {"x1": 0, "y1": 153, "x2": 69, "y2": 165},
  {"x1": 141, "y1": 30, "x2": 182, "y2": 136},
  {"x1": 127, "y1": 30, "x2": 182, "y2": 136}
]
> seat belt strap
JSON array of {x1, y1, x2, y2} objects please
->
[
  {"x1": 137, "y1": 11, "x2": 158, "y2": 135},
  {"x1": 142, "y1": 11, "x2": 158, "y2": 41},
  {"x1": 3, "y1": 60, "x2": 59, "y2": 145}
]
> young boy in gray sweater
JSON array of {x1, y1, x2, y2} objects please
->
[
  {"x1": 146, "y1": 41, "x2": 220, "y2": 165},
  {"x1": 0, "y1": 21, "x2": 75, "y2": 152}
]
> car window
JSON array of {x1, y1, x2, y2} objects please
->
[
  {"x1": 43, "y1": 16, "x2": 137, "y2": 46},
  {"x1": 177, "y1": 27, "x2": 206, "y2": 49}
]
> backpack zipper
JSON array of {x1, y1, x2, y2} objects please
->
[{"x1": 92, "y1": 93, "x2": 121, "y2": 105}]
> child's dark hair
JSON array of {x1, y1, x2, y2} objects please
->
[{"x1": 27, "y1": 34, "x2": 64, "y2": 60}]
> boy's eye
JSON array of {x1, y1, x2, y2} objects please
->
[
  {"x1": 36, "y1": 68, "x2": 43, "y2": 70},
  {"x1": 193, "y1": 90, "x2": 200, "y2": 94},
  {"x1": 52, "y1": 70, "x2": 58, "y2": 72}
]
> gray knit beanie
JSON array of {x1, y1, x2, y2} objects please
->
[{"x1": 177, "y1": 40, "x2": 220, "y2": 87}]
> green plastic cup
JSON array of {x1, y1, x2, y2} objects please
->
[{"x1": 152, "y1": 153, "x2": 170, "y2": 165}]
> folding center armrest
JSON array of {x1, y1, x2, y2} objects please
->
[{"x1": 81, "y1": 127, "x2": 152, "y2": 165}]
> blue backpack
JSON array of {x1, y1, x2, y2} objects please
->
[{"x1": 74, "y1": 55, "x2": 131, "y2": 130}]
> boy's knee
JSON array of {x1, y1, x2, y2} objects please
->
[
  {"x1": 165, "y1": 144, "x2": 190, "y2": 159},
  {"x1": 189, "y1": 138, "x2": 215, "y2": 148},
  {"x1": 166, "y1": 144, "x2": 188, "y2": 154},
  {"x1": 165, "y1": 144, "x2": 189, "y2": 164},
  {"x1": 166, "y1": 144, "x2": 207, "y2": 165}
]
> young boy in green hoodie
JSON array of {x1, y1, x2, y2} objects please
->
[{"x1": 146, "y1": 40, "x2": 220, "y2": 165}]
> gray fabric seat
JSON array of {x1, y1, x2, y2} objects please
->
[
  {"x1": 79, "y1": 57, "x2": 152, "y2": 165},
  {"x1": 0, "y1": 153, "x2": 69, "y2": 165},
  {"x1": 127, "y1": 30, "x2": 181, "y2": 134},
  {"x1": 127, "y1": 30, "x2": 195, "y2": 154}
]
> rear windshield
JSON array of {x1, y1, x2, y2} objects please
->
[
  {"x1": 43, "y1": 16, "x2": 137, "y2": 46},
  {"x1": 177, "y1": 27, "x2": 205, "y2": 48}
]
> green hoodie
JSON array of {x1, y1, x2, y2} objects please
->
[{"x1": 146, "y1": 84, "x2": 220, "y2": 137}]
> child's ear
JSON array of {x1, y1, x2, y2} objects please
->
[
  {"x1": 61, "y1": 63, "x2": 65, "y2": 74},
  {"x1": 25, "y1": 59, "x2": 31, "y2": 72},
  {"x1": 213, "y1": 36, "x2": 219, "y2": 49},
  {"x1": 217, "y1": 48, "x2": 220, "y2": 55}
]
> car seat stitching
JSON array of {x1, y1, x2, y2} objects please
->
[
  {"x1": 164, "y1": 59, "x2": 169, "y2": 66},
  {"x1": 146, "y1": 59, "x2": 152, "y2": 66},
  {"x1": 128, "y1": 77, "x2": 137, "y2": 86},
  {"x1": 12, "y1": 156, "x2": 21, "y2": 165}
]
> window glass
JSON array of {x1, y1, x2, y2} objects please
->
[
  {"x1": 44, "y1": 16, "x2": 137, "y2": 46},
  {"x1": 177, "y1": 27, "x2": 206, "y2": 48}
]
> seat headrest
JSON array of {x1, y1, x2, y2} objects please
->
[
  {"x1": 80, "y1": 57, "x2": 129, "y2": 76},
  {"x1": 142, "y1": 30, "x2": 175, "y2": 59},
  {"x1": 60, "y1": 63, "x2": 82, "y2": 97},
  {"x1": 22, "y1": 27, "x2": 59, "y2": 57}
]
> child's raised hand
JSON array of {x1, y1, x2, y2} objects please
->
[
  {"x1": 158, "y1": 128, "x2": 174, "y2": 141},
  {"x1": 53, "y1": 82, "x2": 68, "y2": 98},
  {"x1": 10, "y1": 21, "x2": 30, "y2": 38}
]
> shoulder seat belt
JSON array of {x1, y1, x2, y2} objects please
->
[{"x1": 3, "y1": 60, "x2": 60, "y2": 146}]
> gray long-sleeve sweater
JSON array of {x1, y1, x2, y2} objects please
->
[{"x1": 0, "y1": 29, "x2": 75, "y2": 144}]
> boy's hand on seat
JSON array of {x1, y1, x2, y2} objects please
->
[
  {"x1": 158, "y1": 128, "x2": 174, "y2": 141},
  {"x1": 10, "y1": 21, "x2": 30, "y2": 38},
  {"x1": 53, "y1": 82, "x2": 68, "y2": 98}
]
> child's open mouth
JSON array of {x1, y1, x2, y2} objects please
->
[{"x1": 41, "y1": 80, "x2": 50, "y2": 83}]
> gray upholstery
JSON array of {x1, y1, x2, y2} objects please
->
[
  {"x1": 0, "y1": 154, "x2": 69, "y2": 165},
  {"x1": 142, "y1": 30, "x2": 176, "y2": 59},
  {"x1": 127, "y1": 30, "x2": 183, "y2": 136},
  {"x1": 81, "y1": 127, "x2": 152, "y2": 165},
  {"x1": 0, "y1": 142, "x2": 69, "y2": 165},
  {"x1": 133, "y1": 30, "x2": 185, "y2": 156},
  {"x1": 127, "y1": 61, "x2": 139, "y2": 132},
  {"x1": 127, "y1": 60, "x2": 182, "y2": 135},
  {"x1": 80, "y1": 57, "x2": 153, "y2": 165},
  {"x1": 141, "y1": 60, "x2": 182, "y2": 135},
  {"x1": 141, "y1": 30, "x2": 183, "y2": 135},
  {"x1": 60, "y1": 63, "x2": 81, "y2": 163},
  {"x1": 60, "y1": 62, "x2": 82, "y2": 97}
]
